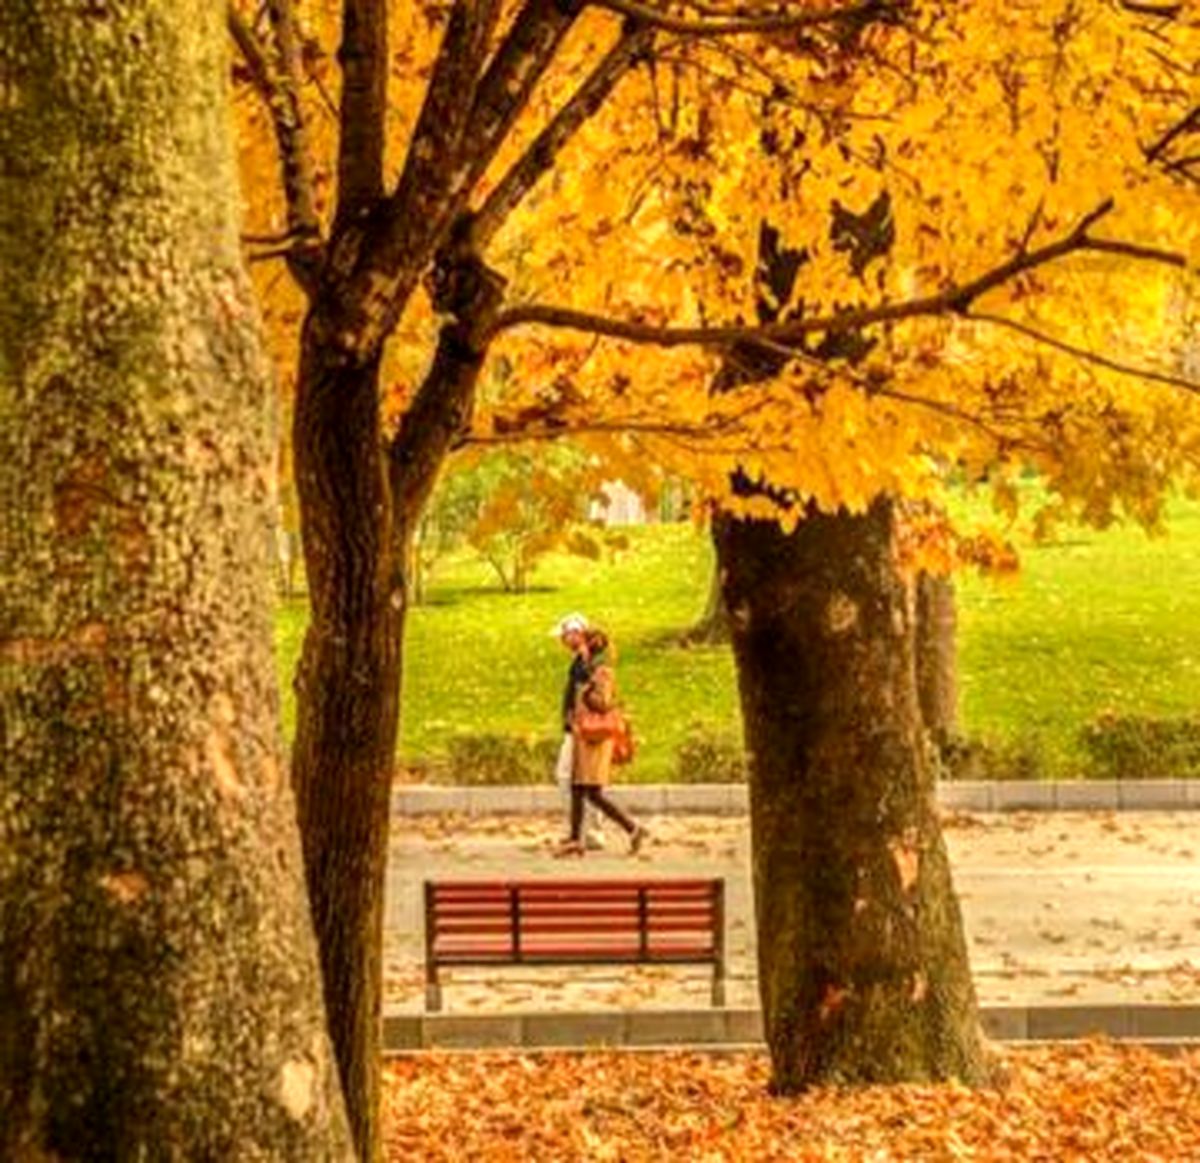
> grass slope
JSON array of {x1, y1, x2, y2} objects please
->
[{"x1": 275, "y1": 499, "x2": 1200, "y2": 782}]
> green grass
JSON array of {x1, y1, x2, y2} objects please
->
[
  {"x1": 274, "y1": 523, "x2": 737, "y2": 783},
  {"x1": 274, "y1": 498, "x2": 1200, "y2": 782},
  {"x1": 956, "y1": 497, "x2": 1200, "y2": 772}
]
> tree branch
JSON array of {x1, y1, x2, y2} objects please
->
[
  {"x1": 1144, "y1": 104, "x2": 1199, "y2": 165},
  {"x1": 474, "y1": 26, "x2": 655, "y2": 246},
  {"x1": 491, "y1": 201, "x2": 1185, "y2": 349},
  {"x1": 589, "y1": 0, "x2": 896, "y2": 36},
  {"x1": 966, "y1": 312, "x2": 1200, "y2": 395},
  {"x1": 460, "y1": 0, "x2": 584, "y2": 197},
  {"x1": 326, "y1": 0, "x2": 581, "y2": 359},
  {"x1": 334, "y1": 0, "x2": 389, "y2": 228},
  {"x1": 229, "y1": 2, "x2": 323, "y2": 290}
]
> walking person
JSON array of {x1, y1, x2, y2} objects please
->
[
  {"x1": 551, "y1": 613, "x2": 604, "y2": 850},
  {"x1": 557, "y1": 626, "x2": 647, "y2": 857}
]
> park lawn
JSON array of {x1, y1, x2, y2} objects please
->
[
  {"x1": 274, "y1": 496, "x2": 1200, "y2": 782},
  {"x1": 274, "y1": 522, "x2": 737, "y2": 784},
  {"x1": 955, "y1": 493, "x2": 1200, "y2": 772}
]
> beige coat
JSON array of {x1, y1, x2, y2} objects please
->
[{"x1": 572, "y1": 663, "x2": 615, "y2": 787}]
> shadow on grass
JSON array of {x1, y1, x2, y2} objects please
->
[{"x1": 415, "y1": 583, "x2": 561, "y2": 606}]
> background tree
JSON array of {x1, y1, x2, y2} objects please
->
[
  {"x1": 231, "y1": 0, "x2": 1198, "y2": 1144},
  {"x1": 0, "y1": 3, "x2": 351, "y2": 1156}
]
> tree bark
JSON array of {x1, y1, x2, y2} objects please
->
[
  {"x1": 915, "y1": 573, "x2": 958, "y2": 745},
  {"x1": 0, "y1": 2, "x2": 352, "y2": 1157},
  {"x1": 291, "y1": 243, "x2": 501, "y2": 1161},
  {"x1": 714, "y1": 499, "x2": 992, "y2": 1092},
  {"x1": 291, "y1": 317, "x2": 401, "y2": 1163}
]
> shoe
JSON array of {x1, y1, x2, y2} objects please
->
[
  {"x1": 554, "y1": 839, "x2": 585, "y2": 858},
  {"x1": 629, "y1": 826, "x2": 648, "y2": 855},
  {"x1": 585, "y1": 830, "x2": 606, "y2": 851}
]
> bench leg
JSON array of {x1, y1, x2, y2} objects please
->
[
  {"x1": 711, "y1": 966, "x2": 726, "y2": 1008},
  {"x1": 426, "y1": 973, "x2": 443, "y2": 1013}
]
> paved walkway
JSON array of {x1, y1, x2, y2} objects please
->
[{"x1": 384, "y1": 809, "x2": 1200, "y2": 1014}]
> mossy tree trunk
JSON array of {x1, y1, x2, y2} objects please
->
[
  {"x1": 0, "y1": 3, "x2": 352, "y2": 1157},
  {"x1": 714, "y1": 499, "x2": 992, "y2": 1092}
]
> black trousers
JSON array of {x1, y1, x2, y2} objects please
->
[{"x1": 570, "y1": 784, "x2": 636, "y2": 840}]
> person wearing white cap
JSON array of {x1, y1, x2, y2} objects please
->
[
  {"x1": 557, "y1": 624, "x2": 646, "y2": 856},
  {"x1": 551, "y1": 613, "x2": 604, "y2": 850}
]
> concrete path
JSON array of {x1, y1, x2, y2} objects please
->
[{"x1": 384, "y1": 809, "x2": 1200, "y2": 1014}]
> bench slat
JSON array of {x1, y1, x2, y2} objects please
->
[
  {"x1": 435, "y1": 917, "x2": 715, "y2": 937},
  {"x1": 434, "y1": 903, "x2": 715, "y2": 919}
]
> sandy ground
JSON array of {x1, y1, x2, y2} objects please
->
[{"x1": 384, "y1": 810, "x2": 1200, "y2": 1012}]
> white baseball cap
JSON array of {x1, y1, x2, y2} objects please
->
[{"x1": 550, "y1": 612, "x2": 589, "y2": 638}]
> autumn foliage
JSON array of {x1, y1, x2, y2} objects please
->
[
  {"x1": 228, "y1": 0, "x2": 1199, "y2": 1153},
  {"x1": 384, "y1": 1043, "x2": 1200, "y2": 1161}
]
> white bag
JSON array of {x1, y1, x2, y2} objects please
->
[{"x1": 554, "y1": 733, "x2": 574, "y2": 788}]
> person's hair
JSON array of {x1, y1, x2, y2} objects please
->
[{"x1": 584, "y1": 627, "x2": 612, "y2": 659}]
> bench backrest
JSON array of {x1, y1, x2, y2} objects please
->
[{"x1": 425, "y1": 878, "x2": 723, "y2": 964}]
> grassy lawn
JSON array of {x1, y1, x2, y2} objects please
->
[{"x1": 275, "y1": 497, "x2": 1200, "y2": 782}]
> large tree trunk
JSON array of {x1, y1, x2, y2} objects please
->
[
  {"x1": 291, "y1": 322, "x2": 401, "y2": 1163},
  {"x1": 915, "y1": 573, "x2": 958, "y2": 745},
  {"x1": 714, "y1": 499, "x2": 992, "y2": 1092},
  {"x1": 0, "y1": 3, "x2": 352, "y2": 1157}
]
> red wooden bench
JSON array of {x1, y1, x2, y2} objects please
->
[{"x1": 423, "y1": 878, "x2": 726, "y2": 1011}]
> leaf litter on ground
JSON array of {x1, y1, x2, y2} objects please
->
[{"x1": 384, "y1": 1040, "x2": 1198, "y2": 1161}]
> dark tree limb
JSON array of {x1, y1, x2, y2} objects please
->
[
  {"x1": 491, "y1": 201, "x2": 1187, "y2": 348},
  {"x1": 320, "y1": 0, "x2": 577, "y2": 363},
  {"x1": 228, "y1": 2, "x2": 323, "y2": 290},
  {"x1": 388, "y1": 247, "x2": 508, "y2": 539},
  {"x1": 334, "y1": 0, "x2": 389, "y2": 228},
  {"x1": 590, "y1": 0, "x2": 898, "y2": 36},
  {"x1": 474, "y1": 25, "x2": 656, "y2": 245},
  {"x1": 967, "y1": 312, "x2": 1200, "y2": 394},
  {"x1": 460, "y1": 0, "x2": 585, "y2": 196},
  {"x1": 1145, "y1": 105, "x2": 1199, "y2": 161}
]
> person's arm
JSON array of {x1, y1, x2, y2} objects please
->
[{"x1": 582, "y1": 665, "x2": 616, "y2": 713}]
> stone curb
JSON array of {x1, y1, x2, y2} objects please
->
[
  {"x1": 392, "y1": 780, "x2": 1200, "y2": 816},
  {"x1": 383, "y1": 1004, "x2": 1200, "y2": 1052}
]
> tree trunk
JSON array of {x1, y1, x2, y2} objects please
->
[
  {"x1": 0, "y1": 3, "x2": 352, "y2": 1157},
  {"x1": 682, "y1": 555, "x2": 731, "y2": 645},
  {"x1": 291, "y1": 320, "x2": 401, "y2": 1163},
  {"x1": 714, "y1": 499, "x2": 992, "y2": 1092},
  {"x1": 291, "y1": 247, "x2": 500, "y2": 1161},
  {"x1": 915, "y1": 573, "x2": 958, "y2": 745}
]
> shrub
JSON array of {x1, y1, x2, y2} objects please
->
[
  {"x1": 937, "y1": 731, "x2": 1048, "y2": 782},
  {"x1": 675, "y1": 724, "x2": 747, "y2": 784},
  {"x1": 1079, "y1": 712, "x2": 1200, "y2": 781},
  {"x1": 430, "y1": 733, "x2": 559, "y2": 786}
]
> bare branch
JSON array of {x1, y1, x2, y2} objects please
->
[
  {"x1": 1081, "y1": 237, "x2": 1187, "y2": 267},
  {"x1": 474, "y1": 27, "x2": 655, "y2": 246},
  {"x1": 589, "y1": 0, "x2": 896, "y2": 37},
  {"x1": 331, "y1": 0, "x2": 580, "y2": 359},
  {"x1": 1119, "y1": 1, "x2": 1183, "y2": 17},
  {"x1": 493, "y1": 201, "x2": 1168, "y2": 346},
  {"x1": 967, "y1": 312, "x2": 1200, "y2": 395},
  {"x1": 463, "y1": 415, "x2": 751, "y2": 446},
  {"x1": 334, "y1": 0, "x2": 389, "y2": 227},
  {"x1": 228, "y1": 4, "x2": 273, "y2": 100},
  {"x1": 229, "y1": 2, "x2": 323, "y2": 289},
  {"x1": 1144, "y1": 104, "x2": 1199, "y2": 163},
  {"x1": 460, "y1": 0, "x2": 583, "y2": 194}
]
